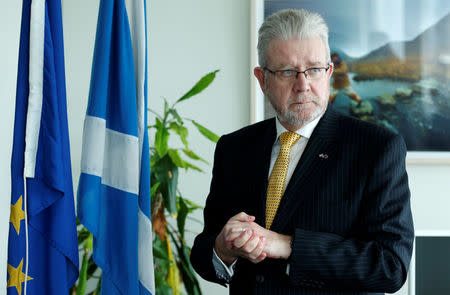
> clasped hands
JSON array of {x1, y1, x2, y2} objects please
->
[{"x1": 214, "y1": 212, "x2": 292, "y2": 266}]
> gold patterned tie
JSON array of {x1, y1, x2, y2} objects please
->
[{"x1": 265, "y1": 131, "x2": 301, "y2": 229}]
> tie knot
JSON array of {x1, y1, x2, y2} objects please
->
[{"x1": 279, "y1": 131, "x2": 301, "y2": 148}]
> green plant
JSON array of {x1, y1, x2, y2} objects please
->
[
  {"x1": 70, "y1": 220, "x2": 101, "y2": 295},
  {"x1": 150, "y1": 70, "x2": 219, "y2": 295},
  {"x1": 71, "y1": 70, "x2": 220, "y2": 294}
]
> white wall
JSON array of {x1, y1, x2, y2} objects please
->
[
  {"x1": 148, "y1": 1, "x2": 251, "y2": 293},
  {"x1": 1, "y1": 1, "x2": 449, "y2": 295},
  {"x1": 409, "y1": 164, "x2": 450, "y2": 232}
]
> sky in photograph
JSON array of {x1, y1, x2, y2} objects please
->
[{"x1": 265, "y1": 0, "x2": 450, "y2": 58}]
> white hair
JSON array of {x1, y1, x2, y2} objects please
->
[{"x1": 257, "y1": 9, "x2": 331, "y2": 67}]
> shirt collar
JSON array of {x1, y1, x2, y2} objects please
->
[{"x1": 275, "y1": 113, "x2": 323, "y2": 142}]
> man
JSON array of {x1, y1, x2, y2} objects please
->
[
  {"x1": 190, "y1": 9, "x2": 413, "y2": 295},
  {"x1": 329, "y1": 52, "x2": 363, "y2": 106}
]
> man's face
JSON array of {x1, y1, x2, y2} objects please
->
[{"x1": 254, "y1": 37, "x2": 333, "y2": 130}]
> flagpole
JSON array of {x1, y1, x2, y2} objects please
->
[
  {"x1": 23, "y1": 176, "x2": 29, "y2": 295},
  {"x1": 23, "y1": 0, "x2": 46, "y2": 293}
]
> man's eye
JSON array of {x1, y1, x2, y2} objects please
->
[
  {"x1": 281, "y1": 70, "x2": 295, "y2": 77},
  {"x1": 309, "y1": 68, "x2": 321, "y2": 73}
]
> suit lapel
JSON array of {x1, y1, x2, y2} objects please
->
[
  {"x1": 270, "y1": 107, "x2": 341, "y2": 232},
  {"x1": 250, "y1": 119, "x2": 276, "y2": 227}
]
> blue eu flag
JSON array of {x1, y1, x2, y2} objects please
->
[{"x1": 7, "y1": 0, "x2": 79, "y2": 294}]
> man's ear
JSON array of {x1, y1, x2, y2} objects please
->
[
  {"x1": 254, "y1": 67, "x2": 267, "y2": 94},
  {"x1": 328, "y1": 62, "x2": 334, "y2": 78}
]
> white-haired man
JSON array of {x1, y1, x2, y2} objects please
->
[{"x1": 191, "y1": 9, "x2": 413, "y2": 295}]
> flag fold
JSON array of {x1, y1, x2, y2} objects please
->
[{"x1": 77, "y1": 0, "x2": 155, "y2": 294}]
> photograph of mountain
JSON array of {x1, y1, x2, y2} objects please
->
[{"x1": 264, "y1": 0, "x2": 450, "y2": 151}]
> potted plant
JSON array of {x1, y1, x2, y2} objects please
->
[{"x1": 72, "y1": 70, "x2": 220, "y2": 295}]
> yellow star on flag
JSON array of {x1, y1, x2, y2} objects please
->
[
  {"x1": 7, "y1": 259, "x2": 33, "y2": 295},
  {"x1": 10, "y1": 195, "x2": 25, "y2": 235}
]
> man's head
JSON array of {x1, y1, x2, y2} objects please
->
[{"x1": 254, "y1": 9, "x2": 333, "y2": 131}]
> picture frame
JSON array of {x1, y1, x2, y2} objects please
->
[{"x1": 250, "y1": 0, "x2": 450, "y2": 163}]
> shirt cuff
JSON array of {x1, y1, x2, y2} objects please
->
[{"x1": 212, "y1": 248, "x2": 237, "y2": 282}]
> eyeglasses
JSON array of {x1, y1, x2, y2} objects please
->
[{"x1": 264, "y1": 65, "x2": 330, "y2": 81}]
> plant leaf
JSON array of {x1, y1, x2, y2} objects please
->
[
  {"x1": 152, "y1": 199, "x2": 167, "y2": 240},
  {"x1": 164, "y1": 99, "x2": 169, "y2": 115},
  {"x1": 155, "y1": 277, "x2": 172, "y2": 295},
  {"x1": 154, "y1": 236, "x2": 171, "y2": 295},
  {"x1": 150, "y1": 181, "x2": 160, "y2": 197},
  {"x1": 76, "y1": 249, "x2": 89, "y2": 295},
  {"x1": 182, "y1": 149, "x2": 208, "y2": 164},
  {"x1": 84, "y1": 233, "x2": 93, "y2": 251},
  {"x1": 166, "y1": 235, "x2": 182, "y2": 295},
  {"x1": 177, "y1": 197, "x2": 189, "y2": 239},
  {"x1": 150, "y1": 151, "x2": 159, "y2": 167},
  {"x1": 94, "y1": 276, "x2": 102, "y2": 295},
  {"x1": 153, "y1": 234, "x2": 169, "y2": 260},
  {"x1": 192, "y1": 121, "x2": 220, "y2": 143},
  {"x1": 86, "y1": 255, "x2": 99, "y2": 278},
  {"x1": 176, "y1": 70, "x2": 220, "y2": 103},
  {"x1": 169, "y1": 122, "x2": 189, "y2": 148},
  {"x1": 183, "y1": 198, "x2": 204, "y2": 211},
  {"x1": 155, "y1": 117, "x2": 163, "y2": 128},
  {"x1": 185, "y1": 162, "x2": 203, "y2": 172},
  {"x1": 168, "y1": 149, "x2": 188, "y2": 168},
  {"x1": 155, "y1": 124, "x2": 170, "y2": 158},
  {"x1": 177, "y1": 243, "x2": 202, "y2": 295},
  {"x1": 77, "y1": 227, "x2": 91, "y2": 245},
  {"x1": 168, "y1": 109, "x2": 183, "y2": 125},
  {"x1": 152, "y1": 155, "x2": 179, "y2": 213}
]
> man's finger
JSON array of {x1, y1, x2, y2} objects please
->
[
  {"x1": 249, "y1": 249, "x2": 267, "y2": 264},
  {"x1": 241, "y1": 234, "x2": 260, "y2": 254},
  {"x1": 232, "y1": 229, "x2": 253, "y2": 248},
  {"x1": 225, "y1": 229, "x2": 247, "y2": 242},
  {"x1": 247, "y1": 236, "x2": 265, "y2": 260},
  {"x1": 254, "y1": 252, "x2": 267, "y2": 263},
  {"x1": 230, "y1": 212, "x2": 255, "y2": 222},
  {"x1": 224, "y1": 222, "x2": 251, "y2": 241}
]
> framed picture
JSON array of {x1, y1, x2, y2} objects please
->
[{"x1": 250, "y1": 0, "x2": 450, "y2": 163}]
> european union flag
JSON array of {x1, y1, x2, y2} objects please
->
[
  {"x1": 8, "y1": 0, "x2": 79, "y2": 294},
  {"x1": 77, "y1": 0, "x2": 155, "y2": 294}
]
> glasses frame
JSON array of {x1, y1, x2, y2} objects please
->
[{"x1": 264, "y1": 65, "x2": 330, "y2": 81}]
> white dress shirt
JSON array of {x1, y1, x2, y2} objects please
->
[{"x1": 212, "y1": 114, "x2": 323, "y2": 281}]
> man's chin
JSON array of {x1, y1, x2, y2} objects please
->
[{"x1": 279, "y1": 107, "x2": 325, "y2": 128}]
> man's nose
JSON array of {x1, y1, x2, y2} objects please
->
[{"x1": 293, "y1": 72, "x2": 311, "y2": 92}]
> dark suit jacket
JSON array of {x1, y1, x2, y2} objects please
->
[{"x1": 190, "y1": 106, "x2": 414, "y2": 295}]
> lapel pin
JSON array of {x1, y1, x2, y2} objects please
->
[{"x1": 319, "y1": 153, "x2": 328, "y2": 159}]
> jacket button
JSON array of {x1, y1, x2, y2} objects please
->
[{"x1": 255, "y1": 275, "x2": 265, "y2": 283}]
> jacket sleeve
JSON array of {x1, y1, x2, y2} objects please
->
[
  {"x1": 288, "y1": 133, "x2": 414, "y2": 293},
  {"x1": 190, "y1": 136, "x2": 230, "y2": 286}
]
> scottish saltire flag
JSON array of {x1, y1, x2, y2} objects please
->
[
  {"x1": 77, "y1": 0, "x2": 155, "y2": 294},
  {"x1": 7, "y1": 0, "x2": 79, "y2": 294}
]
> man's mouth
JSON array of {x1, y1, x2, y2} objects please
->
[{"x1": 292, "y1": 100, "x2": 313, "y2": 105}]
